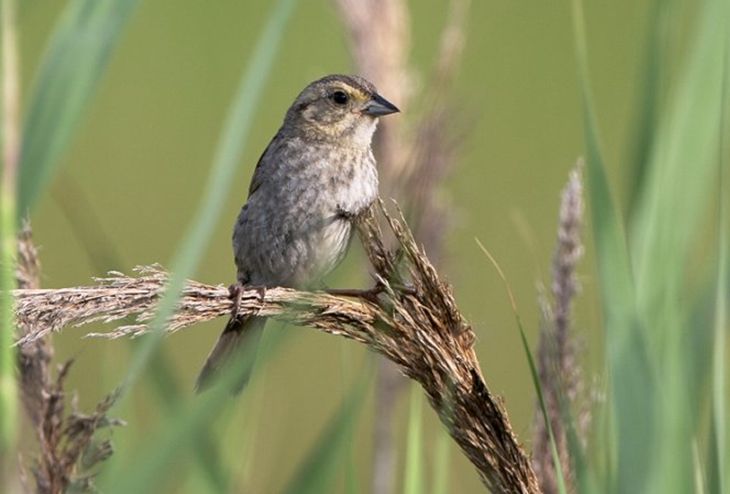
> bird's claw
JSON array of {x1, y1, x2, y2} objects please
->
[
  {"x1": 228, "y1": 283, "x2": 266, "y2": 320},
  {"x1": 336, "y1": 205, "x2": 356, "y2": 220},
  {"x1": 228, "y1": 282, "x2": 244, "y2": 320}
]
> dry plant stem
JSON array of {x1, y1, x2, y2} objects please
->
[
  {"x1": 16, "y1": 225, "x2": 123, "y2": 494},
  {"x1": 13, "y1": 204, "x2": 539, "y2": 493},
  {"x1": 335, "y1": 0, "x2": 411, "y2": 188},
  {"x1": 335, "y1": 2, "x2": 413, "y2": 491},
  {"x1": 337, "y1": 2, "x2": 470, "y2": 490},
  {"x1": 398, "y1": 0, "x2": 470, "y2": 266},
  {"x1": 356, "y1": 206, "x2": 540, "y2": 493},
  {"x1": 16, "y1": 224, "x2": 51, "y2": 427},
  {"x1": 531, "y1": 165, "x2": 585, "y2": 494}
]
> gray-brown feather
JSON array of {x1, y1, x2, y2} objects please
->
[
  {"x1": 196, "y1": 74, "x2": 385, "y2": 391},
  {"x1": 195, "y1": 315, "x2": 265, "y2": 393},
  {"x1": 234, "y1": 136, "x2": 377, "y2": 287}
]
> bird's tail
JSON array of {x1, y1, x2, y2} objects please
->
[{"x1": 195, "y1": 315, "x2": 266, "y2": 394}]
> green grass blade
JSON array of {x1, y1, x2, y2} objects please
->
[
  {"x1": 475, "y1": 239, "x2": 567, "y2": 494},
  {"x1": 518, "y1": 328, "x2": 568, "y2": 494},
  {"x1": 569, "y1": 0, "x2": 655, "y2": 491},
  {"x1": 431, "y1": 426, "x2": 451, "y2": 494},
  {"x1": 569, "y1": 0, "x2": 638, "y2": 330},
  {"x1": 18, "y1": 0, "x2": 140, "y2": 217},
  {"x1": 695, "y1": 439, "x2": 709, "y2": 494},
  {"x1": 0, "y1": 159, "x2": 18, "y2": 463},
  {"x1": 103, "y1": 323, "x2": 291, "y2": 493},
  {"x1": 625, "y1": 0, "x2": 676, "y2": 214},
  {"x1": 102, "y1": 333, "x2": 263, "y2": 494},
  {"x1": 99, "y1": 1, "x2": 296, "y2": 488},
  {"x1": 282, "y1": 368, "x2": 371, "y2": 494},
  {"x1": 564, "y1": 398, "x2": 599, "y2": 494},
  {"x1": 340, "y1": 342, "x2": 360, "y2": 494},
  {"x1": 710, "y1": 29, "x2": 729, "y2": 494},
  {"x1": 403, "y1": 382, "x2": 424, "y2": 494},
  {"x1": 52, "y1": 174, "x2": 230, "y2": 491},
  {"x1": 145, "y1": 348, "x2": 231, "y2": 493},
  {"x1": 627, "y1": 0, "x2": 726, "y2": 489},
  {"x1": 630, "y1": 0, "x2": 725, "y2": 343},
  {"x1": 118, "y1": 0, "x2": 297, "y2": 396},
  {"x1": 0, "y1": 0, "x2": 19, "y2": 461}
]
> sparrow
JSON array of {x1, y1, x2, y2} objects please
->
[{"x1": 195, "y1": 74, "x2": 399, "y2": 391}]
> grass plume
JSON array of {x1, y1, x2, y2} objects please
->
[
  {"x1": 336, "y1": 3, "x2": 470, "y2": 491},
  {"x1": 16, "y1": 224, "x2": 124, "y2": 493},
  {"x1": 531, "y1": 164, "x2": 586, "y2": 493},
  {"x1": 13, "y1": 202, "x2": 539, "y2": 494}
]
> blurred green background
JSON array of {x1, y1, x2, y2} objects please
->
[{"x1": 13, "y1": 0, "x2": 693, "y2": 491}]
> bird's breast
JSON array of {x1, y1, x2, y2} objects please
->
[
  {"x1": 234, "y1": 143, "x2": 378, "y2": 287},
  {"x1": 331, "y1": 149, "x2": 378, "y2": 216}
]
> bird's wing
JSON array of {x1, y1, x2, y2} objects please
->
[{"x1": 247, "y1": 130, "x2": 281, "y2": 197}]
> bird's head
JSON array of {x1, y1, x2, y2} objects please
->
[{"x1": 284, "y1": 74, "x2": 399, "y2": 146}]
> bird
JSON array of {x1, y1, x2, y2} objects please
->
[{"x1": 195, "y1": 74, "x2": 399, "y2": 392}]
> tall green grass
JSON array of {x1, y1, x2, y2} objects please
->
[
  {"x1": 431, "y1": 424, "x2": 451, "y2": 494},
  {"x1": 403, "y1": 383, "x2": 425, "y2": 494},
  {"x1": 0, "y1": 0, "x2": 19, "y2": 463},
  {"x1": 2, "y1": 0, "x2": 146, "y2": 484},
  {"x1": 104, "y1": 0, "x2": 297, "y2": 490},
  {"x1": 104, "y1": 342, "x2": 257, "y2": 494},
  {"x1": 6, "y1": 0, "x2": 729, "y2": 491},
  {"x1": 283, "y1": 368, "x2": 371, "y2": 494},
  {"x1": 571, "y1": 0, "x2": 730, "y2": 491},
  {"x1": 18, "y1": 0, "x2": 140, "y2": 219},
  {"x1": 50, "y1": 174, "x2": 231, "y2": 490},
  {"x1": 119, "y1": 0, "x2": 297, "y2": 396},
  {"x1": 571, "y1": 0, "x2": 653, "y2": 488},
  {"x1": 7, "y1": 0, "x2": 376, "y2": 489},
  {"x1": 2, "y1": 0, "x2": 140, "y2": 471},
  {"x1": 7, "y1": 0, "x2": 297, "y2": 490},
  {"x1": 711, "y1": 31, "x2": 729, "y2": 493},
  {"x1": 477, "y1": 238, "x2": 568, "y2": 493}
]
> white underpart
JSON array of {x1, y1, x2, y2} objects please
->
[
  {"x1": 313, "y1": 146, "x2": 378, "y2": 279},
  {"x1": 351, "y1": 116, "x2": 378, "y2": 148}
]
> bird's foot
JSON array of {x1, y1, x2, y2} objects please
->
[
  {"x1": 228, "y1": 282, "x2": 244, "y2": 320},
  {"x1": 252, "y1": 285, "x2": 267, "y2": 315},
  {"x1": 336, "y1": 205, "x2": 356, "y2": 220},
  {"x1": 229, "y1": 283, "x2": 267, "y2": 320}
]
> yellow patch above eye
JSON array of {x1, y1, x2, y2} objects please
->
[
  {"x1": 333, "y1": 85, "x2": 369, "y2": 103},
  {"x1": 350, "y1": 89, "x2": 369, "y2": 102}
]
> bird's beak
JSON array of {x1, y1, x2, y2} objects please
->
[{"x1": 363, "y1": 93, "x2": 400, "y2": 117}]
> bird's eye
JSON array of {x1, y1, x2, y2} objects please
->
[{"x1": 331, "y1": 90, "x2": 349, "y2": 105}]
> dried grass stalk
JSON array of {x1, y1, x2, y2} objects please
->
[
  {"x1": 16, "y1": 224, "x2": 123, "y2": 494},
  {"x1": 531, "y1": 164, "x2": 585, "y2": 493},
  {"x1": 16, "y1": 222, "x2": 51, "y2": 429},
  {"x1": 334, "y1": 2, "x2": 413, "y2": 491},
  {"x1": 335, "y1": 0, "x2": 412, "y2": 185},
  {"x1": 13, "y1": 203, "x2": 539, "y2": 493},
  {"x1": 400, "y1": 0, "x2": 470, "y2": 267},
  {"x1": 335, "y1": 3, "x2": 471, "y2": 491}
]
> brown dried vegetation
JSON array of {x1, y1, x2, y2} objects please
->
[
  {"x1": 16, "y1": 224, "x2": 123, "y2": 494},
  {"x1": 531, "y1": 165, "x2": 588, "y2": 494},
  {"x1": 335, "y1": 2, "x2": 470, "y2": 490},
  {"x1": 14, "y1": 203, "x2": 540, "y2": 494}
]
